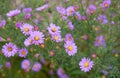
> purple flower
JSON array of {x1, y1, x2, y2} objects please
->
[
  {"x1": 101, "y1": 70, "x2": 108, "y2": 76},
  {"x1": 64, "y1": 33, "x2": 74, "y2": 42},
  {"x1": 15, "y1": 22, "x2": 22, "y2": 28},
  {"x1": 6, "y1": 9, "x2": 21, "y2": 17},
  {"x1": 97, "y1": 14, "x2": 108, "y2": 24},
  {"x1": 20, "y1": 23, "x2": 33, "y2": 35},
  {"x1": 67, "y1": 20, "x2": 74, "y2": 30},
  {"x1": 30, "y1": 31, "x2": 44, "y2": 45},
  {"x1": 57, "y1": 68, "x2": 65, "y2": 77},
  {"x1": 75, "y1": 12, "x2": 82, "y2": 20},
  {"x1": 36, "y1": 4, "x2": 48, "y2": 11},
  {"x1": 2, "y1": 43, "x2": 18, "y2": 57},
  {"x1": 64, "y1": 42, "x2": 77, "y2": 56},
  {"x1": 23, "y1": 7, "x2": 32, "y2": 13},
  {"x1": 79, "y1": 57, "x2": 94, "y2": 72},
  {"x1": 100, "y1": 0, "x2": 111, "y2": 8},
  {"x1": 86, "y1": 4, "x2": 97, "y2": 15},
  {"x1": 66, "y1": 6, "x2": 75, "y2": 16},
  {"x1": 19, "y1": 48, "x2": 28, "y2": 58},
  {"x1": 51, "y1": 33, "x2": 62, "y2": 43},
  {"x1": 21, "y1": 59, "x2": 30, "y2": 70},
  {"x1": 94, "y1": 35, "x2": 106, "y2": 47},
  {"x1": 24, "y1": 36, "x2": 33, "y2": 47},
  {"x1": 32, "y1": 62, "x2": 42, "y2": 72},
  {"x1": 25, "y1": 13, "x2": 31, "y2": 20},
  {"x1": 60, "y1": 74, "x2": 69, "y2": 78},
  {"x1": 5, "y1": 61, "x2": 11, "y2": 69},
  {"x1": 82, "y1": 34, "x2": 88, "y2": 40},
  {"x1": 47, "y1": 23, "x2": 61, "y2": 35},
  {"x1": 0, "y1": 20, "x2": 6, "y2": 28}
]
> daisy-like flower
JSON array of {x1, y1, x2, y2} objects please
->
[
  {"x1": 6, "y1": 9, "x2": 21, "y2": 17},
  {"x1": 36, "y1": 4, "x2": 48, "y2": 11},
  {"x1": 66, "y1": 6, "x2": 75, "y2": 16},
  {"x1": 32, "y1": 62, "x2": 42, "y2": 72},
  {"x1": 86, "y1": 4, "x2": 97, "y2": 15},
  {"x1": 64, "y1": 42, "x2": 77, "y2": 56},
  {"x1": 67, "y1": 20, "x2": 74, "y2": 30},
  {"x1": 47, "y1": 23, "x2": 61, "y2": 35},
  {"x1": 30, "y1": 31, "x2": 44, "y2": 45},
  {"x1": 21, "y1": 59, "x2": 30, "y2": 70},
  {"x1": 100, "y1": 0, "x2": 111, "y2": 8},
  {"x1": 24, "y1": 36, "x2": 33, "y2": 47},
  {"x1": 19, "y1": 48, "x2": 28, "y2": 58},
  {"x1": 51, "y1": 33, "x2": 62, "y2": 43},
  {"x1": 94, "y1": 35, "x2": 106, "y2": 47},
  {"x1": 75, "y1": 12, "x2": 82, "y2": 20},
  {"x1": 79, "y1": 57, "x2": 94, "y2": 72},
  {"x1": 64, "y1": 33, "x2": 74, "y2": 42},
  {"x1": 20, "y1": 23, "x2": 33, "y2": 35},
  {"x1": 2, "y1": 43, "x2": 18, "y2": 57},
  {"x1": 22, "y1": 7, "x2": 32, "y2": 13},
  {"x1": 97, "y1": 14, "x2": 108, "y2": 24},
  {"x1": 0, "y1": 20, "x2": 6, "y2": 28}
]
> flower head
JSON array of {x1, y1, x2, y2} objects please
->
[
  {"x1": 64, "y1": 42, "x2": 77, "y2": 56},
  {"x1": 94, "y1": 35, "x2": 106, "y2": 47},
  {"x1": 20, "y1": 23, "x2": 33, "y2": 35},
  {"x1": 75, "y1": 12, "x2": 82, "y2": 20},
  {"x1": 0, "y1": 20, "x2": 6, "y2": 28},
  {"x1": 86, "y1": 4, "x2": 97, "y2": 15},
  {"x1": 97, "y1": 14, "x2": 108, "y2": 24},
  {"x1": 5, "y1": 61, "x2": 11, "y2": 69},
  {"x1": 100, "y1": 0, "x2": 111, "y2": 8},
  {"x1": 30, "y1": 31, "x2": 44, "y2": 45},
  {"x1": 66, "y1": 6, "x2": 75, "y2": 16},
  {"x1": 23, "y1": 7, "x2": 32, "y2": 13},
  {"x1": 47, "y1": 23, "x2": 61, "y2": 35},
  {"x1": 6, "y1": 9, "x2": 21, "y2": 17},
  {"x1": 36, "y1": 4, "x2": 48, "y2": 11},
  {"x1": 21, "y1": 59, "x2": 30, "y2": 70},
  {"x1": 15, "y1": 22, "x2": 22, "y2": 28},
  {"x1": 67, "y1": 20, "x2": 74, "y2": 30},
  {"x1": 2, "y1": 43, "x2": 18, "y2": 57},
  {"x1": 19, "y1": 48, "x2": 28, "y2": 58},
  {"x1": 79, "y1": 57, "x2": 94, "y2": 72},
  {"x1": 64, "y1": 33, "x2": 74, "y2": 42},
  {"x1": 32, "y1": 62, "x2": 42, "y2": 72},
  {"x1": 51, "y1": 33, "x2": 62, "y2": 42},
  {"x1": 24, "y1": 36, "x2": 33, "y2": 47}
]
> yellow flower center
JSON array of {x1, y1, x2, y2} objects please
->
[
  {"x1": 95, "y1": 27, "x2": 99, "y2": 31},
  {"x1": 84, "y1": 62, "x2": 89, "y2": 67},
  {"x1": 51, "y1": 28, "x2": 56, "y2": 32},
  {"x1": 34, "y1": 65, "x2": 38, "y2": 69},
  {"x1": 21, "y1": 51, "x2": 26, "y2": 55},
  {"x1": 54, "y1": 36, "x2": 58, "y2": 40},
  {"x1": 69, "y1": 9, "x2": 73, "y2": 13},
  {"x1": 8, "y1": 47, "x2": 12, "y2": 52},
  {"x1": 104, "y1": 3, "x2": 108, "y2": 7},
  {"x1": 24, "y1": 28, "x2": 29, "y2": 32},
  {"x1": 40, "y1": 44, "x2": 45, "y2": 48},
  {"x1": 34, "y1": 36, "x2": 39, "y2": 41},
  {"x1": 68, "y1": 46, "x2": 73, "y2": 51}
]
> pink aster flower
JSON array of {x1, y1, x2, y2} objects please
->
[
  {"x1": 25, "y1": 13, "x2": 31, "y2": 20},
  {"x1": 30, "y1": 31, "x2": 44, "y2": 45},
  {"x1": 79, "y1": 57, "x2": 94, "y2": 72},
  {"x1": 100, "y1": 0, "x2": 111, "y2": 8},
  {"x1": 67, "y1": 20, "x2": 74, "y2": 30},
  {"x1": 24, "y1": 36, "x2": 33, "y2": 47},
  {"x1": 86, "y1": 4, "x2": 97, "y2": 15},
  {"x1": 51, "y1": 33, "x2": 62, "y2": 43},
  {"x1": 5, "y1": 61, "x2": 11, "y2": 69},
  {"x1": 64, "y1": 42, "x2": 77, "y2": 56},
  {"x1": 97, "y1": 14, "x2": 108, "y2": 24},
  {"x1": 2, "y1": 43, "x2": 18, "y2": 57},
  {"x1": 19, "y1": 48, "x2": 28, "y2": 58},
  {"x1": 0, "y1": 19, "x2": 6, "y2": 28},
  {"x1": 6, "y1": 9, "x2": 21, "y2": 17},
  {"x1": 20, "y1": 23, "x2": 33, "y2": 35},
  {"x1": 21, "y1": 59, "x2": 30, "y2": 70},
  {"x1": 57, "y1": 68, "x2": 65, "y2": 77},
  {"x1": 36, "y1": 4, "x2": 48, "y2": 11},
  {"x1": 66, "y1": 6, "x2": 75, "y2": 16},
  {"x1": 75, "y1": 12, "x2": 82, "y2": 20},
  {"x1": 32, "y1": 62, "x2": 42, "y2": 72},
  {"x1": 94, "y1": 35, "x2": 106, "y2": 47},
  {"x1": 64, "y1": 33, "x2": 74, "y2": 42},
  {"x1": 22, "y1": 7, "x2": 32, "y2": 13},
  {"x1": 15, "y1": 22, "x2": 22, "y2": 28},
  {"x1": 47, "y1": 23, "x2": 61, "y2": 35}
]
